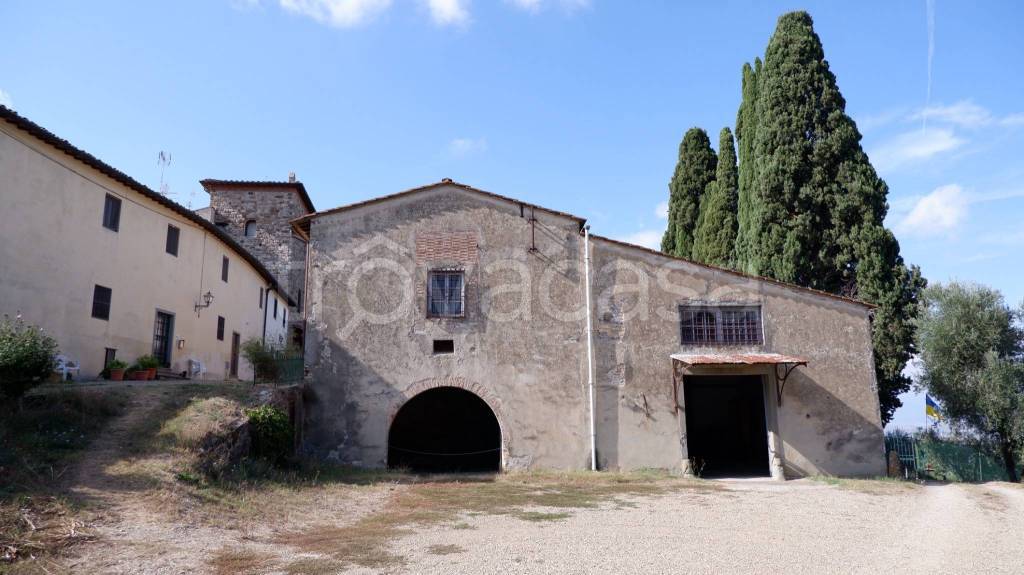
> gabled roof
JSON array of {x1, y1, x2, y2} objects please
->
[
  {"x1": 591, "y1": 234, "x2": 873, "y2": 309},
  {"x1": 200, "y1": 178, "x2": 315, "y2": 214},
  {"x1": 0, "y1": 105, "x2": 293, "y2": 305},
  {"x1": 291, "y1": 179, "x2": 586, "y2": 230},
  {"x1": 292, "y1": 179, "x2": 872, "y2": 310}
]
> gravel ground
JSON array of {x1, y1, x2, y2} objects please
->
[{"x1": 385, "y1": 479, "x2": 1024, "y2": 575}]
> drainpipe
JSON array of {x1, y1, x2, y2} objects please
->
[{"x1": 583, "y1": 225, "x2": 597, "y2": 471}]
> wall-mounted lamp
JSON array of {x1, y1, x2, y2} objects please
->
[
  {"x1": 176, "y1": 337, "x2": 186, "y2": 350},
  {"x1": 194, "y1": 291, "x2": 214, "y2": 315}
]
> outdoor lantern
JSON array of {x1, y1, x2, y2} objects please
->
[{"x1": 194, "y1": 291, "x2": 215, "y2": 314}]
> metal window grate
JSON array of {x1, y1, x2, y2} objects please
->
[
  {"x1": 679, "y1": 305, "x2": 762, "y2": 346},
  {"x1": 428, "y1": 271, "x2": 465, "y2": 317}
]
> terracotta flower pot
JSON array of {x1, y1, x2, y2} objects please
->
[
  {"x1": 110, "y1": 368, "x2": 125, "y2": 381},
  {"x1": 130, "y1": 370, "x2": 146, "y2": 381},
  {"x1": 147, "y1": 367, "x2": 158, "y2": 380}
]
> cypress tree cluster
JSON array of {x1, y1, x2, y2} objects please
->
[
  {"x1": 661, "y1": 128, "x2": 717, "y2": 259},
  {"x1": 691, "y1": 128, "x2": 738, "y2": 267},
  {"x1": 659, "y1": 11, "x2": 926, "y2": 423}
]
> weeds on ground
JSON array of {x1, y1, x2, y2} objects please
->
[
  {"x1": 811, "y1": 475, "x2": 920, "y2": 494},
  {"x1": 0, "y1": 389, "x2": 127, "y2": 568}
]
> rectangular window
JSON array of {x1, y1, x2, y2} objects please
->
[
  {"x1": 283, "y1": 309, "x2": 287, "y2": 327},
  {"x1": 428, "y1": 271, "x2": 465, "y2": 318},
  {"x1": 221, "y1": 256, "x2": 229, "y2": 282},
  {"x1": 104, "y1": 348, "x2": 117, "y2": 368},
  {"x1": 297, "y1": 289, "x2": 303, "y2": 312},
  {"x1": 217, "y1": 316, "x2": 225, "y2": 341},
  {"x1": 259, "y1": 287, "x2": 264, "y2": 309},
  {"x1": 273, "y1": 297, "x2": 278, "y2": 319},
  {"x1": 679, "y1": 305, "x2": 762, "y2": 346},
  {"x1": 165, "y1": 224, "x2": 180, "y2": 256},
  {"x1": 102, "y1": 194, "x2": 121, "y2": 231},
  {"x1": 433, "y1": 339, "x2": 454, "y2": 354},
  {"x1": 92, "y1": 285, "x2": 112, "y2": 320}
]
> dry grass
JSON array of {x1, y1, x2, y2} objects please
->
[
  {"x1": 427, "y1": 543, "x2": 465, "y2": 555},
  {"x1": 208, "y1": 547, "x2": 278, "y2": 575},
  {"x1": 283, "y1": 556, "x2": 346, "y2": 574},
  {"x1": 812, "y1": 475, "x2": 921, "y2": 495},
  {"x1": 272, "y1": 470, "x2": 717, "y2": 568},
  {"x1": 158, "y1": 396, "x2": 246, "y2": 449}
]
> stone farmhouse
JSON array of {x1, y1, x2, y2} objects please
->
[
  {"x1": 1, "y1": 104, "x2": 885, "y2": 478},
  {"x1": 292, "y1": 181, "x2": 885, "y2": 478},
  {"x1": 0, "y1": 107, "x2": 294, "y2": 380}
]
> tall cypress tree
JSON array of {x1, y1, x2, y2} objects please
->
[
  {"x1": 733, "y1": 59, "x2": 761, "y2": 273},
  {"x1": 692, "y1": 128, "x2": 739, "y2": 267},
  {"x1": 734, "y1": 11, "x2": 926, "y2": 423},
  {"x1": 661, "y1": 128, "x2": 717, "y2": 259}
]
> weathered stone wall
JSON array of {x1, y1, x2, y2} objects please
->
[
  {"x1": 302, "y1": 184, "x2": 885, "y2": 476},
  {"x1": 303, "y1": 186, "x2": 590, "y2": 469},
  {"x1": 589, "y1": 238, "x2": 885, "y2": 477},
  {"x1": 207, "y1": 186, "x2": 308, "y2": 320}
]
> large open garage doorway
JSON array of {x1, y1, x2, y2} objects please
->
[
  {"x1": 387, "y1": 387, "x2": 501, "y2": 473},
  {"x1": 684, "y1": 375, "x2": 769, "y2": 478}
]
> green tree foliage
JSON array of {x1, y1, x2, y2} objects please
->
[
  {"x1": 0, "y1": 315, "x2": 58, "y2": 409},
  {"x1": 661, "y1": 128, "x2": 717, "y2": 259},
  {"x1": 733, "y1": 58, "x2": 761, "y2": 272},
  {"x1": 692, "y1": 128, "x2": 739, "y2": 267},
  {"x1": 731, "y1": 11, "x2": 926, "y2": 423},
  {"x1": 246, "y1": 404, "x2": 293, "y2": 465},
  {"x1": 916, "y1": 282, "x2": 1024, "y2": 482}
]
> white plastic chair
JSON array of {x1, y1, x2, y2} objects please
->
[{"x1": 54, "y1": 355, "x2": 80, "y2": 381}]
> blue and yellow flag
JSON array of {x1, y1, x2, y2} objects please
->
[{"x1": 925, "y1": 394, "x2": 942, "y2": 421}]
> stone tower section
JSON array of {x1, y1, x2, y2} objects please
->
[{"x1": 200, "y1": 176, "x2": 314, "y2": 346}]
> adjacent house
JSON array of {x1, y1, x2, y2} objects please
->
[
  {"x1": 0, "y1": 106, "x2": 291, "y2": 380},
  {"x1": 293, "y1": 181, "x2": 885, "y2": 478}
]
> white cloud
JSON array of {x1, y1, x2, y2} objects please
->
[
  {"x1": 424, "y1": 0, "x2": 470, "y2": 26},
  {"x1": 655, "y1": 201, "x2": 668, "y2": 220},
  {"x1": 617, "y1": 229, "x2": 662, "y2": 251},
  {"x1": 506, "y1": 0, "x2": 589, "y2": 13},
  {"x1": 279, "y1": 0, "x2": 391, "y2": 28},
  {"x1": 447, "y1": 137, "x2": 487, "y2": 157},
  {"x1": 869, "y1": 127, "x2": 963, "y2": 173},
  {"x1": 999, "y1": 113, "x2": 1024, "y2": 127},
  {"x1": 507, "y1": 0, "x2": 542, "y2": 12},
  {"x1": 0, "y1": 89, "x2": 12, "y2": 109},
  {"x1": 912, "y1": 101, "x2": 992, "y2": 129},
  {"x1": 897, "y1": 184, "x2": 967, "y2": 237}
]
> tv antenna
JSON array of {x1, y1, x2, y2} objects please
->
[{"x1": 157, "y1": 150, "x2": 172, "y2": 197}]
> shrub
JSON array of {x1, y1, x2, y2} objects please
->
[
  {"x1": 0, "y1": 315, "x2": 58, "y2": 407},
  {"x1": 241, "y1": 338, "x2": 277, "y2": 381},
  {"x1": 246, "y1": 404, "x2": 292, "y2": 464},
  {"x1": 135, "y1": 355, "x2": 160, "y2": 369}
]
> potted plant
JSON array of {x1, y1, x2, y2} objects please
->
[
  {"x1": 106, "y1": 359, "x2": 128, "y2": 381},
  {"x1": 137, "y1": 355, "x2": 160, "y2": 380},
  {"x1": 128, "y1": 363, "x2": 147, "y2": 380}
]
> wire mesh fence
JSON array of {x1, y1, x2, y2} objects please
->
[{"x1": 885, "y1": 427, "x2": 1019, "y2": 482}]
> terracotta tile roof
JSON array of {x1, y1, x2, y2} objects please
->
[
  {"x1": 670, "y1": 353, "x2": 809, "y2": 366},
  {"x1": 0, "y1": 105, "x2": 293, "y2": 306},
  {"x1": 200, "y1": 178, "x2": 315, "y2": 214}
]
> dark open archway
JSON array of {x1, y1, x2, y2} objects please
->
[{"x1": 387, "y1": 386, "x2": 501, "y2": 473}]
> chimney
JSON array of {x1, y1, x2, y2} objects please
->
[{"x1": 288, "y1": 172, "x2": 297, "y2": 183}]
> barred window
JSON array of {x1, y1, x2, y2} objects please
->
[
  {"x1": 428, "y1": 271, "x2": 464, "y2": 318},
  {"x1": 679, "y1": 305, "x2": 762, "y2": 346}
]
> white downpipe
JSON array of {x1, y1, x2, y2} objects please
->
[{"x1": 583, "y1": 225, "x2": 597, "y2": 471}]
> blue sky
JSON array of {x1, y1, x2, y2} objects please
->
[{"x1": 3, "y1": 0, "x2": 1022, "y2": 427}]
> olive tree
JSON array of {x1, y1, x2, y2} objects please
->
[{"x1": 916, "y1": 283, "x2": 1023, "y2": 481}]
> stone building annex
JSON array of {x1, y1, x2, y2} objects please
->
[
  {"x1": 1, "y1": 105, "x2": 885, "y2": 478},
  {"x1": 292, "y1": 181, "x2": 885, "y2": 478}
]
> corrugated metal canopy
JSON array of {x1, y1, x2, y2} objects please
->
[{"x1": 670, "y1": 353, "x2": 809, "y2": 367}]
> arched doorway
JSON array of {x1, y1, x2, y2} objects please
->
[{"x1": 387, "y1": 387, "x2": 501, "y2": 473}]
